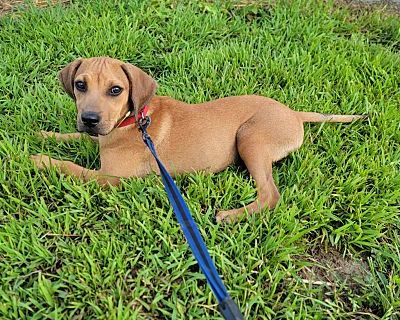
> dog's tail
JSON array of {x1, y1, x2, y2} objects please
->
[{"x1": 298, "y1": 112, "x2": 368, "y2": 123}]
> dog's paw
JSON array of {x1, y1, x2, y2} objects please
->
[
  {"x1": 215, "y1": 209, "x2": 240, "y2": 223},
  {"x1": 37, "y1": 130, "x2": 57, "y2": 139},
  {"x1": 30, "y1": 154, "x2": 57, "y2": 169}
]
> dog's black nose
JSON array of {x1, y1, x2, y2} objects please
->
[{"x1": 81, "y1": 112, "x2": 101, "y2": 127}]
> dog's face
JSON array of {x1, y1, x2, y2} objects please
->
[{"x1": 59, "y1": 57, "x2": 157, "y2": 136}]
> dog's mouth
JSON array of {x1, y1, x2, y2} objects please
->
[
  {"x1": 77, "y1": 126, "x2": 99, "y2": 136},
  {"x1": 81, "y1": 129, "x2": 99, "y2": 137},
  {"x1": 77, "y1": 123, "x2": 113, "y2": 136}
]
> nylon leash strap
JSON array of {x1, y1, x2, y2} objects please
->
[{"x1": 138, "y1": 116, "x2": 243, "y2": 320}]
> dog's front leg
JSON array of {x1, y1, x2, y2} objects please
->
[
  {"x1": 30, "y1": 154, "x2": 119, "y2": 186},
  {"x1": 38, "y1": 131, "x2": 98, "y2": 142}
]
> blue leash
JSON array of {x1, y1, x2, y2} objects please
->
[{"x1": 138, "y1": 116, "x2": 243, "y2": 320}]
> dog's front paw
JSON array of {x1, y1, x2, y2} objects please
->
[
  {"x1": 37, "y1": 130, "x2": 58, "y2": 139},
  {"x1": 30, "y1": 154, "x2": 58, "y2": 169}
]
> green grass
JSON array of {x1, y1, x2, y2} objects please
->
[{"x1": 0, "y1": 0, "x2": 399, "y2": 318}]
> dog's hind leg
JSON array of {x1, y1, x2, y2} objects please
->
[{"x1": 215, "y1": 137, "x2": 280, "y2": 223}]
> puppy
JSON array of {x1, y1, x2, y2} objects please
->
[{"x1": 31, "y1": 57, "x2": 366, "y2": 222}]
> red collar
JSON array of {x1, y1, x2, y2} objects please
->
[{"x1": 117, "y1": 105, "x2": 149, "y2": 128}]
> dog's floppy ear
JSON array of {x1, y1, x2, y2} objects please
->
[
  {"x1": 58, "y1": 59, "x2": 83, "y2": 99},
  {"x1": 121, "y1": 63, "x2": 157, "y2": 117}
]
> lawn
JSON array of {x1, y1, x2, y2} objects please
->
[{"x1": 0, "y1": 0, "x2": 399, "y2": 318}]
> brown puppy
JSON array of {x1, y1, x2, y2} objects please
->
[{"x1": 31, "y1": 57, "x2": 366, "y2": 222}]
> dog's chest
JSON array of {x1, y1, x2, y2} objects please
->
[{"x1": 98, "y1": 133, "x2": 154, "y2": 178}]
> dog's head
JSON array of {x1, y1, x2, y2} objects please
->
[{"x1": 59, "y1": 57, "x2": 157, "y2": 136}]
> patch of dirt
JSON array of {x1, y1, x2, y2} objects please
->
[
  {"x1": 298, "y1": 247, "x2": 390, "y2": 319},
  {"x1": 0, "y1": 0, "x2": 70, "y2": 17},
  {"x1": 334, "y1": 0, "x2": 400, "y2": 15},
  {"x1": 298, "y1": 247, "x2": 371, "y2": 291}
]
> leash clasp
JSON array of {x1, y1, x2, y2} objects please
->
[
  {"x1": 138, "y1": 115, "x2": 151, "y2": 130},
  {"x1": 138, "y1": 115, "x2": 151, "y2": 142}
]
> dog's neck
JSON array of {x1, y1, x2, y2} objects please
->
[{"x1": 117, "y1": 105, "x2": 149, "y2": 128}]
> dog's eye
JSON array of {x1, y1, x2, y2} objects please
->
[
  {"x1": 110, "y1": 86, "x2": 122, "y2": 96},
  {"x1": 75, "y1": 81, "x2": 87, "y2": 92}
]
